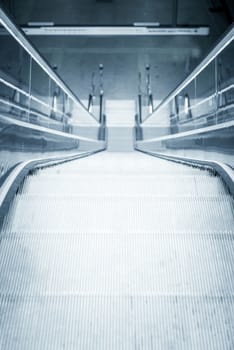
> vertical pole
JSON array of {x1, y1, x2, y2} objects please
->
[
  {"x1": 138, "y1": 94, "x2": 142, "y2": 124},
  {"x1": 99, "y1": 93, "x2": 103, "y2": 124},
  {"x1": 146, "y1": 65, "x2": 153, "y2": 114},
  {"x1": 98, "y1": 64, "x2": 106, "y2": 141},
  {"x1": 88, "y1": 94, "x2": 93, "y2": 112},
  {"x1": 48, "y1": 77, "x2": 51, "y2": 128},
  {"x1": 28, "y1": 56, "x2": 32, "y2": 123},
  {"x1": 136, "y1": 72, "x2": 143, "y2": 140},
  {"x1": 146, "y1": 64, "x2": 150, "y2": 97},
  {"x1": 99, "y1": 64, "x2": 104, "y2": 124},
  {"x1": 99, "y1": 64, "x2": 104, "y2": 96},
  {"x1": 138, "y1": 71, "x2": 142, "y2": 124},
  {"x1": 215, "y1": 57, "x2": 218, "y2": 124},
  {"x1": 175, "y1": 95, "x2": 179, "y2": 119},
  {"x1": 88, "y1": 72, "x2": 95, "y2": 112},
  {"x1": 149, "y1": 94, "x2": 154, "y2": 114}
]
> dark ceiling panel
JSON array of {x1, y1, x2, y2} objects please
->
[{"x1": 96, "y1": 0, "x2": 113, "y2": 3}]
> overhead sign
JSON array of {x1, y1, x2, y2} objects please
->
[{"x1": 21, "y1": 25, "x2": 210, "y2": 36}]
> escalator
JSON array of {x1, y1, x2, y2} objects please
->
[
  {"x1": 0, "y1": 5, "x2": 234, "y2": 348},
  {"x1": 0, "y1": 151, "x2": 234, "y2": 349}
]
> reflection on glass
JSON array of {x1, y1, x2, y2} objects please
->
[
  {"x1": 176, "y1": 80, "x2": 195, "y2": 125},
  {"x1": 143, "y1": 30, "x2": 234, "y2": 136},
  {"x1": 0, "y1": 13, "x2": 99, "y2": 137},
  {"x1": 137, "y1": 26, "x2": 234, "y2": 168},
  {"x1": 0, "y1": 28, "x2": 31, "y2": 122},
  {"x1": 217, "y1": 40, "x2": 234, "y2": 123},
  {"x1": 27, "y1": 58, "x2": 48, "y2": 128}
]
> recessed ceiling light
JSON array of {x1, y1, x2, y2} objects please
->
[
  {"x1": 27, "y1": 22, "x2": 54, "y2": 26},
  {"x1": 133, "y1": 22, "x2": 160, "y2": 27}
]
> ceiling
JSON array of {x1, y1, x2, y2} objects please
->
[
  {"x1": 2, "y1": 0, "x2": 234, "y2": 27},
  {"x1": 1, "y1": 0, "x2": 233, "y2": 101}
]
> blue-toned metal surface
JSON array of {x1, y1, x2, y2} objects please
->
[
  {"x1": 0, "y1": 6, "x2": 106, "y2": 185},
  {"x1": 137, "y1": 25, "x2": 234, "y2": 169},
  {"x1": 136, "y1": 122, "x2": 234, "y2": 167},
  {"x1": 0, "y1": 113, "x2": 105, "y2": 182},
  {"x1": 1, "y1": 152, "x2": 234, "y2": 349},
  {"x1": 0, "y1": 6, "x2": 98, "y2": 125}
]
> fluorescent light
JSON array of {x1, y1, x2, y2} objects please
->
[
  {"x1": 21, "y1": 26, "x2": 210, "y2": 36},
  {"x1": 133, "y1": 22, "x2": 160, "y2": 27},
  {"x1": 27, "y1": 22, "x2": 54, "y2": 26}
]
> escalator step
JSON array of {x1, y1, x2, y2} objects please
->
[
  {"x1": 20, "y1": 174, "x2": 227, "y2": 196},
  {"x1": 0, "y1": 152, "x2": 234, "y2": 349},
  {"x1": 1, "y1": 233, "x2": 234, "y2": 296},
  {"x1": 0, "y1": 295, "x2": 233, "y2": 349},
  {"x1": 2, "y1": 195, "x2": 233, "y2": 233}
]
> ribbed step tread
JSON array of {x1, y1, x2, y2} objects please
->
[
  {"x1": 1, "y1": 152, "x2": 233, "y2": 349},
  {"x1": 1, "y1": 234, "x2": 234, "y2": 296},
  {"x1": 3, "y1": 195, "x2": 233, "y2": 233},
  {"x1": 0, "y1": 295, "x2": 233, "y2": 349},
  {"x1": 38, "y1": 166, "x2": 207, "y2": 175},
  {"x1": 21, "y1": 174, "x2": 227, "y2": 196},
  {"x1": 37, "y1": 152, "x2": 208, "y2": 175}
]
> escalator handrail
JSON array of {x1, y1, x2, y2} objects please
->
[
  {"x1": 142, "y1": 23, "x2": 234, "y2": 124},
  {"x1": 137, "y1": 118, "x2": 234, "y2": 143},
  {"x1": 0, "y1": 6, "x2": 99, "y2": 124},
  {"x1": 136, "y1": 148, "x2": 234, "y2": 197}
]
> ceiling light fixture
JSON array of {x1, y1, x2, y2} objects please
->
[{"x1": 21, "y1": 25, "x2": 210, "y2": 36}]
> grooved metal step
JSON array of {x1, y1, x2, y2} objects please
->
[
  {"x1": 1, "y1": 233, "x2": 234, "y2": 296},
  {"x1": 37, "y1": 152, "x2": 207, "y2": 175},
  {"x1": 20, "y1": 174, "x2": 227, "y2": 196},
  {"x1": 0, "y1": 152, "x2": 234, "y2": 349},
  {"x1": 2, "y1": 195, "x2": 233, "y2": 234},
  {"x1": 1, "y1": 295, "x2": 234, "y2": 350}
]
